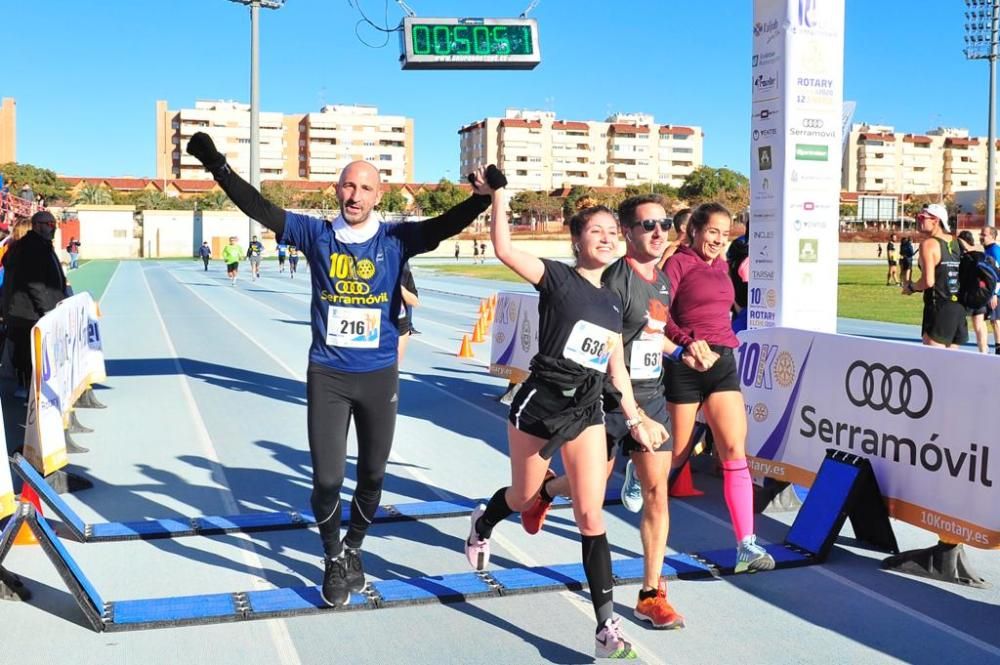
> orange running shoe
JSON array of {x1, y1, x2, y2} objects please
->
[
  {"x1": 520, "y1": 469, "x2": 556, "y2": 535},
  {"x1": 633, "y1": 579, "x2": 685, "y2": 629}
]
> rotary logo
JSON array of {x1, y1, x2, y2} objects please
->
[
  {"x1": 774, "y1": 351, "x2": 796, "y2": 387},
  {"x1": 752, "y1": 402, "x2": 769, "y2": 422},
  {"x1": 356, "y1": 259, "x2": 376, "y2": 280},
  {"x1": 495, "y1": 331, "x2": 506, "y2": 345},
  {"x1": 766, "y1": 288, "x2": 777, "y2": 308}
]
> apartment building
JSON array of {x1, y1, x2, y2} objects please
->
[
  {"x1": 0, "y1": 97, "x2": 15, "y2": 164},
  {"x1": 458, "y1": 109, "x2": 703, "y2": 192},
  {"x1": 842, "y1": 123, "x2": 988, "y2": 197},
  {"x1": 156, "y1": 100, "x2": 414, "y2": 183}
]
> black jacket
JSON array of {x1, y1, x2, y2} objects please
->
[{"x1": 2, "y1": 230, "x2": 67, "y2": 324}]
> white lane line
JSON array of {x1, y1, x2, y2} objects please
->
[
  {"x1": 140, "y1": 266, "x2": 302, "y2": 665},
  {"x1": 97, "y1": 259, "x2": 122, "y2": 306},
  {"x1": 410, "y1": 335, "x2": 491, "y2": 367},
  {"x1": 672, "y1": 500, "x2": 1000, "y2": 659},
  {"x1": 171, "y1": 266, "x2": 663, "y2": 662}
]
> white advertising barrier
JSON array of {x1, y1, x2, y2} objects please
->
[
  {"x1": 489, "y1": 291, "x2": 539, "y2": 384},
  {"x1": 738, "y1": 327, "x2": 999, "y2": 549},
  {"x1": 0, "y1": 404, "x2": 11, "y2": 518},
  {"x1": 24, "y1": 293, "x2": 107, "y2": 476}
]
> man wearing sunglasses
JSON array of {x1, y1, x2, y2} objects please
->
[
  {"x1": 520, "y1": 195, "x2": 715, "y2": 630},
  {"x1": 2, "y1": 211, "x2": 68, "y2": 398}
]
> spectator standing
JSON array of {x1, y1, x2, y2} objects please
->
[
  {"x1": 479, "y1": 241, "x2": 487, "y2": 264},
  {"x1": 900, "y1": 236, "x2": 915, "y2": 286},
  {"x1": 454, "y1": 241, "x2": 460, "y2": 261},
  {"x1": 66, "y1": 237, "x2": 81, "y2": 270},
  {"x1": 886, "y1": 233, "x2": 899, "y2": 285},
  {"x1": 877, "y1": 243, "x2": 882, "y2": 259},
  {"x1": 2, "y1": 211, "x2": 67, "y2": 398},
  {"x1": 979, "y1": 227, "x2": 1000, "y2": 354},
  {"x1": 902, "y1": 204, "x2": 966, "y2": 348}
]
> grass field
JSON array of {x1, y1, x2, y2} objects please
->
[
  {"x1": 428, "y1": 263, "x2": 925, "y2": 325},
  {"x1": 65, "y1": 259, "x2": 120, "y2": 301}
]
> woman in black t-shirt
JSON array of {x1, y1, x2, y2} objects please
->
[{"x1": 464, "y1": 202, "x2": 662, "y2": 660}]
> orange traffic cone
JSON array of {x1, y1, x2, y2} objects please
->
[
  {"x1": 490, "y1": 293, "x2": 497, "y2": 308},
  {"x1": 458, "y1": 334, "x2": 475, "y2": 358},
  {"x1": 478, "y1": 300, "x2": 487, "y2": 316},
  {"x1": 472, "y1": 320, "x2": 486, "y2": 343},
  {"x1": 14, "y1": 484, "x2": 41, "y2": 545},
  {"x1": 669, "y1": 459, "x2": 704, "y2": 498}
]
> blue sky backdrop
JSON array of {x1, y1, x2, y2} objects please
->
[{"x1": 4, "y1": 0, "x2": 987, "y2": 182}]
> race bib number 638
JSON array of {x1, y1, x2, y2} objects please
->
[{"x1": 563, "y1": 320, "x2": 616, "y2": 373}]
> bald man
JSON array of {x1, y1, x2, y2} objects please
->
[{"x1": 186, "y1": 133, "x2": 503, "y2": 606}]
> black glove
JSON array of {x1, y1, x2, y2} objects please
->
[
  {"x1": 467, "y1": 164, "x2": 507, "y2": 190},
  {"x1": 186, "y1": 132, "x2": 226, "y2": 172}
]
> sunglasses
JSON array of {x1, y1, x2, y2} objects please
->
[{"x1": 633, "y1": 218, "x2": 671, "y2": 232}]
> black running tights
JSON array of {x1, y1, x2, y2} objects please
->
[{"x1": 307, "y1": 363, "x2": 398, "y2": 558}]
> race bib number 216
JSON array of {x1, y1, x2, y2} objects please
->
[{"x1": 326, "y1": 307, "x2": 380, "y2": 348}]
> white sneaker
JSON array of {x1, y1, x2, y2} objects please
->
[
  {"x1": 465, "y1": 504, "x2": 490, "y2": 570},
  {"x1": 620, "y1": 460, "x2": 643, "y2": 513},
  {"x1": 735, "y1": 534, "x2": 776, "y2": 573},
  {"x1": 595, "y1": 617, "x2": 637, "y2": 659}
]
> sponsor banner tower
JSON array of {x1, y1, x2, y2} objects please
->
[{"x1": 750, "y1": 0, "x2": 844, "y2": 331}]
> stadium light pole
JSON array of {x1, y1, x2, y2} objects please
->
[
  {"x1": 965, "y1": 0, "x2": 1000, "y2": 228},
  {"x1": 230, "y1": 0, "x2": 285, "y2": 238}
]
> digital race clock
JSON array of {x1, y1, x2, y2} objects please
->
[{"x1": 399, "y1": 17, "x2": 541, "y2": 70}]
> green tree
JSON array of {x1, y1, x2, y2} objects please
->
[
  {"x1": 132, "y1": 190, "x2": 179, "y2": 210},
  {"x1": 563, "y1": 185, "x2": 595, "y2": 220},
  {"x1": 839, "y1": 203, "x2": 857, "y2": 218},
  {"x1": 262, "y1": 181, "x2": 295, "y2": 209},
  {"x1": 509, "y1": 191, "x2": 563, "y2": 230},
  {"x1": 378, "y1": 186, "x2": 408, "y2": 213},
  {"x1": 298, "y1": 191, "x2": 339, "y2": 210},
  {"x1": 413, "y1": 179, "x2": 468, "y2": 215},
  {"x1": 678, "y1": 166, "x2": 749, "y2": 210},
  {"x1": 74, "y1": 182, "x2": 114, "y2": 205},
  {"x1": 0, "y1": 162, "x2": 69, "y2": 202},
  {"x1": 194, "y1": 190, "x2": 233, "y2": 210}
]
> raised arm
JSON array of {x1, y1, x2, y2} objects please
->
[
  {"x1": 490, "y1": 190, "x2": 545, "y2": 285},
  {"x1": 186, "y1": 132, "x2": 286, "y2": 237}
]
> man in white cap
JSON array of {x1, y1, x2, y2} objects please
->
[{"x1": 902, "y1": 203, "x2": 967, "y2": 348}]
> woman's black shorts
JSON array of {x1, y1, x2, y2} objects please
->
[
  {"x1": 508, "y1": 378, "x2": 604, "y2": 441},
  {"x1": 665, "y1": 346, "x2": 740, "y2": 404}
]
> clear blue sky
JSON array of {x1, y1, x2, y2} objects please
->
[{"x1": 4, "y1": 0, "x2": 988, "y2": 182}]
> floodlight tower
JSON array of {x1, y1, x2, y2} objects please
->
[
  {"x1": 230, "y1": 0, "x2": 285, "y2": 237},
  {"x1": 965, "y1": 0, "x2": 1000, "y2": 228}
]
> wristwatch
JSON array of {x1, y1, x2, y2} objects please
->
[{"x1": 625, "y1": 416, "x2": 642, "y2": 429}]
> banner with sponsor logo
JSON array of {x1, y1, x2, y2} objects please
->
[
  {"x1": 738, "y1": 327, "x2": 999, "y2": 549},
  {"x1": 489, "y1": 292, "x2": 539, "y2": 384},
  {"x1": 24, "y1": 293, "x2": 107, "y2": 476},
  {"x1": 750, "y1": 0, "x2": 843, "y2": 332}
]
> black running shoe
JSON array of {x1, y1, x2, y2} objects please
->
[
  {"x1": 321, "y1": 555, "x2": 351, "y2": 606},
  {"x1": 342, "y1": 546, "x2": 366, "y2": 593}
]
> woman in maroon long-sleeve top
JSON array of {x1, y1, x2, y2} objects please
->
[{"x1": 663, "y1": 202, "x2": 775, "y2": 573}]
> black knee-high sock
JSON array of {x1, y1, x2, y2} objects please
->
[
  {"x1": 475, "y1": 487, "x2": 513, "y2": 539},
  {"x1": 582, "y1": 532, "x2": 614, "y2": 627}
]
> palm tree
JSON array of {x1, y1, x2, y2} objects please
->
[
  {"x1": 133, "y1": 190, "x2": 174, "y2": 210},
  {"x1": 74, "y1": 183, "x2": 113, "y2": 205},
  {"x1": 196, "y1": 190, "x2": 233, "y2": 210}
]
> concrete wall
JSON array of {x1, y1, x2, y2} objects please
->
[
  {"x1": 76, "y1": 205, "x2": 139, "y2": 259},
  {"x1": 143, "y1": 210, "x2": 195, "y2": 258}
]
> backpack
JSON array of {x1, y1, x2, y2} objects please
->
[{"x1": 958, "y1": 250, "x2": 1000, "y2": 309}]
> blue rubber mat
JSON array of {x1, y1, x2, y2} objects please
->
[
  {"x1": 10, "y1": 453, "x2": 622, "y2": 543},
  {"x1": 111, "y1": 592, "x2": 241, "y2": 626},
  {"x1": 611, "y1": 552, "x2": 715, "y2": 582},
  {"x1": 375, "y1": 572, "x2": 496, "y2": 605},
  {"x1": 696, "y1": 543, "x2": 812, "y2": 573}
]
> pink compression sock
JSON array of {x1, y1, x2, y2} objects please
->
[{"x1": 722, "y1": 458, "x2": 754, "y2": 543}]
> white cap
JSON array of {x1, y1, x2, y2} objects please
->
[{"x1": 922, "y1": 203, "x2": 949, "y2": 232}]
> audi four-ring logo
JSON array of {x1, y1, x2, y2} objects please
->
[
  {"x1": 844, "y1": 360, "x2": 933, "y2": 419},
  {"x1": 334, "y1": 281, "x2": 371, "y2": 295}
]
